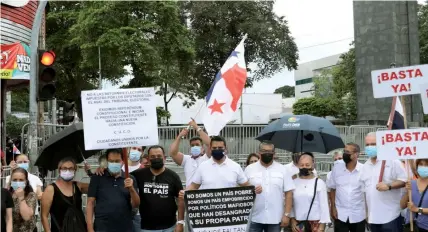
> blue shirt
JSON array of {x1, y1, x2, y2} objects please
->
[{"x1": 406, "y1": 180, "x2": 428, "y2": 230}]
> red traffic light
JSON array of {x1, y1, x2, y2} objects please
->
[{"x1": 40, "y1": 51, "x2": 55, "y2": 66}]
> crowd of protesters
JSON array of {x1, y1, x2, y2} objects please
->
[{"x1": 0, "y1": 123, "x2": 425, "y2": 232}]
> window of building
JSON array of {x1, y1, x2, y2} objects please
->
[{"x1": 295, "y1": 77, "x2": 313, "y2": 85}]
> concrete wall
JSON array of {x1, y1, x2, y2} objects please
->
[{"x1": 353, "y1": 1, "x2": 423, "y2": 123}]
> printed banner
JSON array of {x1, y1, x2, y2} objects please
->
[
  {"x1": 371, "y1": 64, "x2": 428, "y2": 98},
  {"x1": 376, "y1": 128, "x2": 428, "y2": 160},
  {"x1": 81, "y1": 88, "x2": 159, "y2": 150},
  {"x1": 420, "y1": 82, "x2": 428, "y2": 114},
  {"x1": 0, "y1": 42, "x2": 31, "y2": 80},
  {"x1": 184, "y1": 186, "x2": 255, "y2": 232}
]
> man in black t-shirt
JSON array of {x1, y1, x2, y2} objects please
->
[
  {"x1": 131, "y1": 145, "x2": 184, "y2": 232},
  {"x1": 1, "y1": 188, "x2": 13, "y2": 232}
]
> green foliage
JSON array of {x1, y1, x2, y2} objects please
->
[
  {"x1": 181, "y1": 1, "x2": 298, "y2": 98},
  {"x1": 274, "y1": 85, "x2": 294, "y2": 98},
  {"x1": 312, "y1": 69, "x2": 334, "y2": 98},
  {"x1": 419, "y1": 2, "x2": 428, "y2": 64},
  {"x1": 156, "y1": 107, "x2": 171, "y2": 125},
  {"x1": 292, "y1": 97, "x2": 342, "y2": 118},
  {"x1": 10, "y1": 88, "x2": 29, "y2": 112},
  {"x1": 6, "y1": 114, "x2": 28, "y2": 137}
]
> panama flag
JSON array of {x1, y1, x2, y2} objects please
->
[
  {"x1": 388, "y1": 96, "x2": 405, "y2": 129},
  {"x1": 203, "y1": 35, "x2": 248, "y2": 136}
]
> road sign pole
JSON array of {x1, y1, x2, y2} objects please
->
[{"x1": 28, "y1": 0, "x2": 48, "y2": 171}]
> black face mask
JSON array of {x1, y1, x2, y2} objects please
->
[
  {"x1": 299, "y1": 168, "x2": 312, "y2": 176},
  {"x1": 342, "y1": 153, "x2": 352, "y2": 164},
  {"x1": 260, "y1": 153, "x2": 274, "y2": 164},
  {"x1": 211, "y1": 149, "x2": 225, "y2": 160},
  {"x1": 150, "y1": 158, "x2": 164, "y2": 170}
]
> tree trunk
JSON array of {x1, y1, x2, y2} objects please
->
[{"x1": 163, "y1": 82, "x2": 169, "y2": 126}]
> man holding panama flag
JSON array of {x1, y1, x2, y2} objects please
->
[{"x1": 202, "y1": 34, "x2": 248, "y2": 136}]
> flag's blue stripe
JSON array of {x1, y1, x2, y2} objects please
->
[
  {"x1": 206, "y1": 72, "x2": 222, "y2": 103},
  {"x1": 392, "y1": 111, "x2": 405, "y2": 130}
]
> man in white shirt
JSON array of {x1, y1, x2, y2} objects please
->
[
  {"x1": 169, "y1": 120, "x2": 211, "y2": 187},
  {"x1": 359, "y1": 132, "x2": 406, "y2": 232},
  {"x1": 187, "y1": 136, "x2": 249, "y2": 190},
  {"x1": 245, "y1": 141, "x2": 295, "y2": 232},
  {"x1": 327, "y1": 152, "x2": 343, "y2": 193},
  {"x1": 328, "y1": 143, "x2": 365, "y2": 232},
  {"x1": 284, "y1": 153, "x2": 318, "y2": 179}
]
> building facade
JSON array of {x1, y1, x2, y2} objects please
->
[{"x1": 293, "y1": 53, "x2": 343, "y2": 100}]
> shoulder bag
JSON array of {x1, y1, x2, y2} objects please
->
[{"x1": 298, "y1": 178, "x2": 319, "y2": 232}]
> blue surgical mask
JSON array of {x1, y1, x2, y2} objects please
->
[
  {"x1": 190, "y1": 146, "x2": 202, "y2": 157},
  {"x1": 365, "y1": 146, "x2": 377, "y2": 158},
  {"x1": 17, "y1": 163, "x2": 29, "y2": 171},
  {"x1": 418, "y1": 167, "x2": 428, "y2": 178},
  {"x1": 108, "y1": 162, "x2": 122, "y2": 174},
  {"x1": 129, "y1": 150, "x2": 142, "y2": 162},
  {"x1": 334, "y1": 159, "x2": 344, "y2": 165},
  {"x1": 11, "y1": 181, "x2": 26, "y2": 190}
]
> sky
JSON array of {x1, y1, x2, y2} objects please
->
[{"x1": 105, "y1": 0, "x2": 425, "y2": 93}]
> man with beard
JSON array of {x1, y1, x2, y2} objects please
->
[
  {"x1": 131, "y1": 145, "x2": 184, "y2": 232},
  {"x1": 328, "y1": 143, "x2": 366, "y2": 232},
  {"x1": 245, "y1": 141, "x2": 295, "y2": 232}
]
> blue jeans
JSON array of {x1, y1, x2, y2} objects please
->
[
  {"x1": 141, "y1": 225, "x2": 175, "y2": 232},
  {"x1": 249, "y1": 222, "x2": 281, "y2": 232},
  {"x1": 370, "y1": 216, "x2": 403, "y2": 232},
  {"x1": 133, "y1": 214, "x2": 141, "y2": 232}
]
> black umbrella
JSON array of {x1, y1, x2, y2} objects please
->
[
  {"x1": 35, "y1": 122, "x2": 101, "y2": 171},
  {"x1": 256, "y1": 114, "x2": 344, "y2": 153}
]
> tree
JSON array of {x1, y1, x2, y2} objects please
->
[
  {"x1": 6, "y1": 114, "x2": 28, "y2": 137},
  {"x1": 274, "y1": 85, "x2": 294, "y2": 98},
  {"x1": 312, "y1": 69, "x2": 334, "y2": 98},
  {"x1": 10, "y1": 88, "x2": 29, "y2": 112},
  {"x1": 419, "y1": 2, "x2": 428, "y2": 64},
  {"x1": 292, "y1": 97, "x2": 341, "y2": 118},
  {"x1": 156, "y1": 107, "x2": 171, "y2": 126},
  {"x1": 181, "y1": 1, "x2": 299, "y2": 98}
]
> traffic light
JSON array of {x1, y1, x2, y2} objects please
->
[
  {"x1": 38, "y1": 50, "x2": 56, "y2": 101},
  {"x1": 58, "y1": 101, "x2": 75, "y2": 125}
]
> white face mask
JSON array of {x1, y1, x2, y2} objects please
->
[
  {"x1": 334, "y1": 159, "x2": 344, "y2": 165},
  {"x1": 60, "y1": 170, "x2": 75, "y2": 181}
]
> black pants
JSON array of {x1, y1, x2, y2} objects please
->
[{"x1": 334, "y1": 219, "x2": 366, "y2": 232}]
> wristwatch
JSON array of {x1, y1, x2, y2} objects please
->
[
  {"x1": 284, "y1": 213, "x2": 290, "y2": 218},
  {"x1": 419, "y1": 208, "x2": 423, "y2": 215},
  {"x1": 177, "y1": 220, "x2": 185, "y2": 225}
]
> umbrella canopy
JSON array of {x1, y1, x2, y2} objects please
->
[
  {"x1": 35, "y1": 122, "x2": 101, "y2": 171},
  {"x1": 256, "y1": 114, "x2": 344, "y2": 153}
]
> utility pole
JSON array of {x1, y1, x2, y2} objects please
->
[
  {"x1": 98, "y1": 46, "x2": 102, "y2": 90},
  {"x1": 28, "y1": 0, "x2": 48, "y2": 171}
]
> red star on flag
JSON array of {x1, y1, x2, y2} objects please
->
[{"x1": 208, "y1": 99, "x2": 225, "y2": 114}]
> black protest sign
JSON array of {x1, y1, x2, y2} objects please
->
[{"x1": 184, "y1": 186, "x2": 255, "y2": 232}]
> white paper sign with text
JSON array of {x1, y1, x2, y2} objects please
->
[
  {"x1": 376, "y1": 128, "x2": 428, "y2": 160},
  {"x1": 371, "y1": 64, "x2": 428, "y2": 98},
  {"x1": 420, "y1": 82, "x2": 428, "y2": 114},
  {"x1": 81, "y1": 88, "x2": 159, "y2": 150}
]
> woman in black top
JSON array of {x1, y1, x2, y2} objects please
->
[
  {"x1": 41, "y1": 157, "x2": 89, "y2": 232},
  {"x1": 1, "y1": 188, "x2": 13, "y2": 232}
]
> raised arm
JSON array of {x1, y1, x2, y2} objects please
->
[
  {"x1": 169, "y1": 128, "x2": 188, "y2": 166},
  {"x1": 189, "y1": 119, "x2": 211, "y2": 147}
]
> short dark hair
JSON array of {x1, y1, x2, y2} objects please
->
[
  {"x1": 147, "y1": 145, "x2": 165, "y2": 156},
  {"x1": 189, "y1": 137, "x2": 203, "y2": 144},
  {"x1": 259, "y1": 141, "x2": 275, "y2": 151},
  {"x1": 210, "y1": 136, "x2": 226, "y2": 147},
  {"x1": 105, "y1": 149, "x2": 123, "y2": 160},
  {"x1": 142, "y1": 154, "x2": 148, "y2": 159},
  {"x1": 346, "y1": 142, "x2": 360, "y2": 154}
]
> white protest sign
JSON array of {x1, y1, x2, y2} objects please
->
[
  {"x1": 371, "y1": 64, "x2": 428, "y2": 98},
  {"x1": 81, "y1": 88, "x2": 159, "y2": 150},
  {"x1": 420, "y1": 82, "x2": 428, "y2": 114},
  {"x1": 376, "y1": 128, "x2": 428, "y2": 160}
]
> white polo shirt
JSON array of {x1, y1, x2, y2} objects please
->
[
  {"x1": 245, "y1": 161, "x2": 295, "y2": 224},
  {"x1": 191, "y1": 157, "x2": 247, "y2": 189},
  {"x1": 359, "y1": 159, "x2": 407, "y2": 224},
  {"x1": 327, "y1": 162, "x2": 365, "y2": 223},
  {"x1": 284, "y1": 162, "x2": 318, "y2": 178},
  {"x1": 6, "y1": 173, "x2": 43, "y2": 215},
  {"x1": 181, "y1": 154, "x2": 209, "y2": 187}
]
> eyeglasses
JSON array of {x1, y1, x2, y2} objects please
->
[{"x1": 60, "y1": 167, "x2": 75, "y2": 172}]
